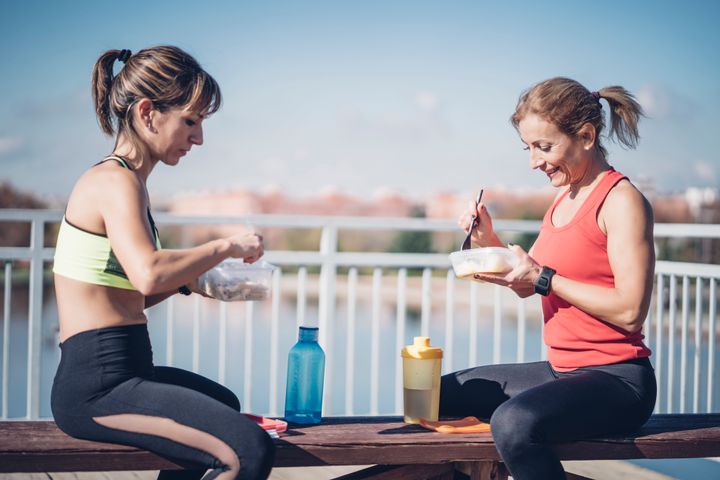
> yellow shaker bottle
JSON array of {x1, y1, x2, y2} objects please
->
[{"x1": 401, "y1": 336, "x2": 443, "y2": 424}]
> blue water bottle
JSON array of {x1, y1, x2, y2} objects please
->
[{"x1": 284, "y1": 326, "x2": 325, "y2": 424}]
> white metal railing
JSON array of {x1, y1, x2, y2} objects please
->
[{"x1": 0, "y1": 209, "x2": 719, "y2": 420}]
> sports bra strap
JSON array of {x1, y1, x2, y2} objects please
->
[
  {"x1": 94, "y1": 155, "x2": 157, "y2": 236},
  {"x1": 101, "y1": 155, "x2": 133, "y2": 170}
]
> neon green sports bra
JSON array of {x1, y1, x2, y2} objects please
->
[{"x1": 52, "y1": 156, "x2": 161, "y2": 290}]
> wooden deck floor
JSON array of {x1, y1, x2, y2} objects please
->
[{"x1": 0, "y1": 461, "x2": 674, "y2": 480}]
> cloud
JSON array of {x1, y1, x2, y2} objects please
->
[
  {"x1": 636, "y1": 84, "x2": 698, "y2": 121},
  {"x1": 416, "y1": 91, "x2": 439, "y2": 112},
  {"x1": 693, "y1": 161, "x2": 716, "y2": 182},
  {"x1": 0, "y1": 137, "x2": 25, "y2": 157},
  {"x1": 339, "y1": 92, "x2": 451, "y2": 144}
]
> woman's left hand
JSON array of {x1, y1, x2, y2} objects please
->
[{"x1": 474, "y1": 244, "x2": 542, "y2": 298}]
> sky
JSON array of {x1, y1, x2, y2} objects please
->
[{"x1": 1, "y1": 0, "x2": 719, "y2": 203}]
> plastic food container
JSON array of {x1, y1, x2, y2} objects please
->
[
  {"x1": 449, "y1": 247, "x2": 518, "y2": 279},
  {"x1": 198, "y1": 259, "x2": 276, "y2": 301}
]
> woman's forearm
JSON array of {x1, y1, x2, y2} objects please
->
[{"x1": 132, "y1": 239, "x2": 230, "y2": 296}]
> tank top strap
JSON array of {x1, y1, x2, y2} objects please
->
[{"x1": 577, "y1": 168, "x2": 627, "y2": 224}]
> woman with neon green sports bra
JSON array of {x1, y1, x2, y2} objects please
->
[{"x1": 51, "y1": 46, "x2": 274, "y2": 480}]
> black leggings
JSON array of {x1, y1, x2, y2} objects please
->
[
  {"x1": 51, "y1": 324, "x2": 274, "y2": 480},
  {"x1": 440, "y1": 358, "x2": 656, "y2": 480}
]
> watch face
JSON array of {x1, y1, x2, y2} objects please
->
[{"x1": 534, "y1": 267, "x2": 555, "y2": 296}]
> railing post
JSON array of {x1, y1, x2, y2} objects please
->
[
  {"x1": 370, "y1": 268, "x2": 382, "y2": 415},
  {"x1": 445, "y1": 270, "x2": 455, "y2": 374},
  {"x1": 244, "y1": 301, "x2": 255, "y2": 412},
  {"x1": 493, "y1": 285, "x2": 502, "y2": 364},
  {"x1": 269, "y1": 269, "x2": 281, "y2": 417},
  {"x1": 346, "y1": 267, "x2": 358, "y2": 415},
  {"x1": 395, "y1": 268, "x2": 407, "y2": 414},
  {"x1": 2, "y1": 262, "x2": 12, "y2": 419},
  {"x1": 421, "y1": 268, "x2": 432, "y2": 337},
  {"x1": 517, "y1": 297, "x2": 527, "y2": 364},
  {"x1": 668, "y1": 274, "x2": 677, "y2": 413},
  {"x1": 318, "y1": 225, "x2": 337, "y2": 413},
  {"x1": 708, "y1": 278, "x2": 717, "y2": 412},
  {"x1": 27, "y1": 218, "x2": 44, "y2": 419},
  {"x1": 655, "y1": 274, "x2": 664, "y2": 413}
]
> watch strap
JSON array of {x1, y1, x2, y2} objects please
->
[{"x1": 534, "y1": 266, "x2": 556, "y2": 296}]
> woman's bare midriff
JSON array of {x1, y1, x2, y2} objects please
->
[{"x1": 54, "y1": 275, "x2": 148, "y2": 343}]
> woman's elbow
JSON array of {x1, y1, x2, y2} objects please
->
[
  {"x1": 618, "y1": 307, "x2": 646, "y2": 333},
  {"x1": 132, "y1": 278, "x2": 157, "y2": 296},
  {"x1": 130, "y1": 266, "x2": 162, "y2": 296}
]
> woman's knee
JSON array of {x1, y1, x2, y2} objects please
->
[
  {"x1": 439, "y1": 372, "x2": 462, "y2": 415},
  {"x1": 233, "y1": 425, "x2": 275, "y2": 479},
  {"x1": 218, "y1": 387, "x2": 241, "y2": 411},
  {"x1": 204, "y1": 382, "x2": 241, "y2": 411},
  {"x1": 490, "y1": 400, "x2": 543, "y2": 453}
]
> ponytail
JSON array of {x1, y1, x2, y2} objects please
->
[
  {"x1": 91, "y1": 49, "x2": 126, "y2": 136},
  {"x1": 595, "y1": 86, "x2": 644, "y2": 150}
]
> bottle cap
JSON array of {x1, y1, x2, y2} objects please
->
[{"x1": 401, "y1": 336, "x2": 443, "y2": 359}]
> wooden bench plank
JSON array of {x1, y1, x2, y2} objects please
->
[
  {"x1": 1, "y1": 414, "x2": 719, "y2": 473},
  {"x1": 275, "y1": 414, "x2": 720, "y2": 466},
  {"x1": 553, "y1": 413, "x2": 720, "y2": 460}
]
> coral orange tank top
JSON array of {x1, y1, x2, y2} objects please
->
[{"x1": 531, "y1": 169, "x2": 651, "y2": 371}]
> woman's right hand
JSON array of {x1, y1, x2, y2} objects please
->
[
  {"x1": 225, "y1": 232, "x2": 264, "y2": 263},
  {"x1": 458, "y1": 200, "x2": 497, "y2": 247}
]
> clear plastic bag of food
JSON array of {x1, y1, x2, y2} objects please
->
[{"x1": 198, "y1": 259, "x2": 276, "y2": 301}]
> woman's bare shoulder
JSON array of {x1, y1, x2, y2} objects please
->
[
  {"x1": 601, "y1": 178, "x2": 654, "y2": 233},
  {"x1": 606, "y1": 179, "x2": 651, "y2": 212},
  {"x1": 65, "y1": 161, "x2": 145, "y2": 231}
]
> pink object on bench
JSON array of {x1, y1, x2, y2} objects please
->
[{"x1": 243, "y1": 413, "x2": 288, "y2": 438}]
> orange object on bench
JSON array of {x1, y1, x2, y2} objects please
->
[{"x1": 419, "y1": 416, "x2": 491, "y2": 434}]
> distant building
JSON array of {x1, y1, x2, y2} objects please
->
[{"x1": 166, "y1": 183, "x2": 718, "y2": 244}]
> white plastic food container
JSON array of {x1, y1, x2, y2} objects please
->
[
  {"x1": 198, "y1": 259, "x2": 276, "y2": 301},
  {"x1": 449, "y1": 247, "x2": 519, "y2": 279}
]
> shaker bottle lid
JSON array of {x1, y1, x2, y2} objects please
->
[{"x1": 401, "y1": 336, "x2": 443, "y2": 359}]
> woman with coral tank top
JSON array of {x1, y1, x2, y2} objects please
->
[{"x1": 439, "y1": 77, "x2": 656, "y2": 480}]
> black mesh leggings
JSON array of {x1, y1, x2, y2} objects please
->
[
  {"x1": 439, "y1": 358, "x2": 656, "y2": 480},
  {"x1": 51, "y1": 324, "x2": 274, "y2": 480}
]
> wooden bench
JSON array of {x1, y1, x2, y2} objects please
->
[{"x1": 1, "y1": 414, "x2": 719, "y2": 479}]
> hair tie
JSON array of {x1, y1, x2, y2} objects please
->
[
  {"x1": 118, "y1": 49, "x2": 132, "y2": 64},
  {"x1": 591, "y1": 91, "x2": 601, "y2": 100}
]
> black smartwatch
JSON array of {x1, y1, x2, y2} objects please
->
[
  {"x1": 178, "y1": 285, "x2": 192, "y2": 296},
  {"x1": 533, "y1": 266, "x2": 556, "y2": 296}
]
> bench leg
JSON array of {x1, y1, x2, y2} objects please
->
[
  {"x1": 332, "y1": 463, "x2": 455, "y2": 480},
  {"x1": 565, "y1": 473, "x2": 594, "y2": 480},
  {"x1": 455, "y1": 461, "x2": 508, "y2": 480}
]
